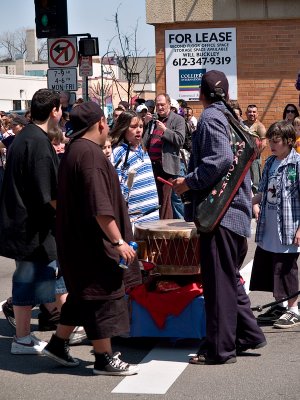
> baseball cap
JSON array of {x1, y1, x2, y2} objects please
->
[
  {"x1": 145, "y1": 100, "x2": 155, "y2": 109},
  {"x1": 200, "y1": 70, "x2": 229, "y2": 99},
  {"x1": 136, "y1": 104, "x2": 148, "y2": 113},
  {"x1": 170, "y1": 99, "x2": 180, "y2": 112},
  {"x1": 67, "y1": 101, "x2": 104, "y2": 138},
  {"x1": 11, "y1": 115, "x2": 29, "y2": 126}
]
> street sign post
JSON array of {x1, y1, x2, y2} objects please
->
[
  {"x1": 48, "y1": 37, "x2": 78, "y2": 68},
  {"x1": 47, "y1": 68, "x2": 78, "y2": 91}
]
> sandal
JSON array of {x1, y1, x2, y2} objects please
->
[
  {"x1": 189, "y1": 353, "x2": 207, "y2": 364},
  {"x1": 189, "y1": 337, "x2": 208, "y2": 364}
]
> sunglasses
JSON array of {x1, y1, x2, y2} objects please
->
[{"x1": 286, "y1": 109, "x2": 296, "y2": 113}]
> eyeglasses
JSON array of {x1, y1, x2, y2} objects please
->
[{"x1": 286, "y1": 109, "x2": 296, "y2": 113}]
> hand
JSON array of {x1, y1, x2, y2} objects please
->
[
  {"x1": 170, "y1": 177, "x2": 189, "y2": 195},
  {"x1": 253, "y1": 204, "x2": 260, "y2": 221},
  {"x1": 155, "y1": 120, "x2": 166, "y2": 132},
  {"x1": 115, "y1": 242, "x2": 136, "y2": 265},
  {"x1": 294, "y1": 228, "x2": 300, "y2": 246},
  {"x1": 144, "y1": 112, "x2": 153, "y2": 125}
]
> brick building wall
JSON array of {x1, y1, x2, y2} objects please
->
[{"x1": 155, "y1": 19, "x2": 300, "y2": 161}]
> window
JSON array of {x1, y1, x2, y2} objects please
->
[
  {"x1": 25, "y1": 70, "x2": 47, "y2": 77},
  {"x1": 13, "y1": 100, "x2": 22, "y2": 110},
  {"x1": 129, "y1": 73, "x2": 139, "y2": 83}
]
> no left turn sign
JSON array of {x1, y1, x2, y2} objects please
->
[{"x1": 48, "y1": 37, "x2": 78, "y2": 68}]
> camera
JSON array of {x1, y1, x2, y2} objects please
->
[{"x1": 152, "y1": 113, "x2": 158, "y2": 122}]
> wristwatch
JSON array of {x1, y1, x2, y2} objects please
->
[{"x1": 112, "y1": 239, "x2": 125, "y2": 247}]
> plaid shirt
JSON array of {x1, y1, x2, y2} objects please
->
[
  {"x1": 185, "y1": 102, "x2": 252, "y2": 237},
  {"x1": 256, "y1": 148, "x2": 300, "y2": 245}
]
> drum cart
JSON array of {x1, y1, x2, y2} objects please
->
[{"x1": 129, "y1": 220, "x2": 206, "y2": 339}]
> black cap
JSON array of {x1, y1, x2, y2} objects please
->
[
  {"x1": 145, "y1": 100, "x2": 155, "y2": 108},
  {"x1": 201, "y1": 70, "x2": 229, "y2": 99},
  {"x1": 67, "y1": 102, "x2": 104, "y2": 138}
]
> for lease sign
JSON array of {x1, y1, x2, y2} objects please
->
[{"x1": 165, "y1": 28, "x2": 237, "y2": 101}]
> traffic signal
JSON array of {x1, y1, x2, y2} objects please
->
[
  {"x1": 34, "y1": 0, "x2": 68, "y2": 39},
  {"x1": 79, "y1": 38, "x2": 99, "y2": 56}
]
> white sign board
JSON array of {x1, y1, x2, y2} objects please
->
[
  {"x1": 165, "y1": 28, "x2": 237, "y2": 101},
  {"x1": 48, "y1": 37, "x2": 78, "y2": 68},
  {"x1": 79, "y1": 56, "x2": 93, "y2": 77},
  {"x1": 47, "y1": 68, "x2": 78, "y2": 91}
]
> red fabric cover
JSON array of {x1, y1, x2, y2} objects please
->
[{"x1": 129, "y1": 283, "x2": 203, "y2": 329}]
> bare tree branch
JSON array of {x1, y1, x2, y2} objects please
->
[
  {"x1": 0, "y1": 28, "x2": 46, "y2": 61},
  {"x1": 103, "y1": 7, "x2": 153, "y2": 105}
]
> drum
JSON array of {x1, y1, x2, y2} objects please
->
[{"x1": 134, "y1": 219, "x2": 200, "y2": 275}]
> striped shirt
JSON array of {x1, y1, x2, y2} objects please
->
[
  {"x1": 148, "y1": 126, "x2": 164, "y2": 162},
  {"x1": 113, "y1": 143, "x2": 160, "y2": 224}
]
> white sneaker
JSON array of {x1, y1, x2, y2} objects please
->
[
  {"x1": 69, "y1": 326, "x2": 87, "y2": 345},
  {"x1": 11, "y1": 334, "x2": 48, "y2": 355}
]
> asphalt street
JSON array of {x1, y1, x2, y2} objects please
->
[{"x1": 0, "y1": 223, "x2": 299, "y2": 400}]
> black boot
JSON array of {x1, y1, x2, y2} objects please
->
[
  {"x1": 43, "y1": 334, "x2": 79, "y2": 367},
  {"x1": 38, "y1": 304, "x2": 60, "y2": 331}
]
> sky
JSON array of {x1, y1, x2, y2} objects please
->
[{"x1": 0, "y1": 0, "x2": 155, "y2": 56}]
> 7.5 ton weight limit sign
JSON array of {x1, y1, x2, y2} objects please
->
[{"x1": 48, "y1": 37, "x2": 78, "y2": 68}]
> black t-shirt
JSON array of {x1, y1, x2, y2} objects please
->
[
  {"x1": 1, "y1": 135, "x2": 15, "y2": 150},
  {"x1": 56, "y1": 138, "x2": 140, "y2": 300},
  {"x1": 0, "y1": 124, "x2": 58, "y2": 262}
]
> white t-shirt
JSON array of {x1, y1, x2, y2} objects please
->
[{"x1": 259, "y1": 158, "x2": 300, "y2": 253}]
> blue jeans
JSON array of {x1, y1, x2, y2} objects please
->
[
  {"x1": 171, "y1": 160, "x2": 186, "y2": 219},
  {"x1": 12, "y1": 260, "x2": 58, "y2": 306}
]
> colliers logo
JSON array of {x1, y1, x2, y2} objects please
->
[{"x1": 179, "y1": 69, "x2": 206, "y2": 91}]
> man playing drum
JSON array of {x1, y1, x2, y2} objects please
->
[{"x1": 172, "y1": 70, "x2": 266, "y2": 365}]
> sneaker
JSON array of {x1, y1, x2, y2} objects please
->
[
  {"x1": 38, "y1": 305, "x2": 60, "y2": 331},
  {"x1": 43, "y1": 334, "x2": 79, "y2": 367},
  {"x1": 93, "y1": 352, "x2": 139, "y2": 376},
  {"x1": 2, "y1": 298, "x2": 16, "y2": 329},
  {"x1": 69, "y1": 326, "x2": 87, "y2": 345},
  {"x1": 273, "y1": 311, "x2": 300, "y2": 329},
  {"x1": 11, "y1": 334, "x2": 47, "y2": 355},
  {"x1": 257, "y1": 305, "x2": 287, "y2": 323}
]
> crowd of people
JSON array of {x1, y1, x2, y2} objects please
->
[{"x1": 0, "y1": 70, "x2": 299, "y2": 374}]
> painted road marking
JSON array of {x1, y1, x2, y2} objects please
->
[
  {"x1": 112, "y1": 260, "x2": 254, "y2": 394},
  {"x1": 112, "y1": 345, "x2": 197, "y2": 394},
  {"x1": 240, "y1": 259, "x2": 253, "y2": 294}
]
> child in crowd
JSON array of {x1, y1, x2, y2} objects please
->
[
  {"x1": 110, "y1": 111, "x2": 159, "y2": 224},
  {"x1": 101, "y1": 135, "x2": 113, "y2": 161},
  {"x1": 47, "y1": 128, "x2": 65, "y2": 160},
  {"x1": 250, "y1": 120, "x2": 300, "y2": 328},
  {"x1": 293, "y1": 116, "x2": 300, "y2": 154}
]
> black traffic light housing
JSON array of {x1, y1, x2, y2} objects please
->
[
  {"x1": 78, "y1": 38, "x2": 99, "y2": 57},
  {"x1": 34, "y1": 0, "x2": 68, "y2": 39}
]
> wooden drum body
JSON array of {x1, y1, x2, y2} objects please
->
[{"x1": 134, "y1": 219, "x2": 200, "y2": 275}]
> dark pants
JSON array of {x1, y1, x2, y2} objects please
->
[
  {"x1": 250, "y1": 246, "x2": 299, "y2": 299},
  {"x1": 200, "y1": 226, "x2": 265, "y2": 362},
  {"x1": 151, "y1": 161, "x2": 173, "y2": 219}
]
